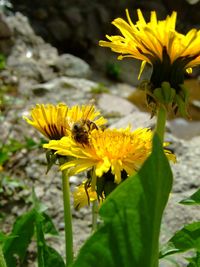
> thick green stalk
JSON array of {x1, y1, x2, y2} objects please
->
[
  {"x1": 155, "y1": 105, "x2": 167, "y2": 143},
  {"x1": 62, "y1": 170, "x2": 73, "y2": 267},
  {"x1": 92, "y1": 200, "x2": 98, "y2": 232},
  {"x1": 0, "y1": 245, "x2": 7, "y2": 267}
]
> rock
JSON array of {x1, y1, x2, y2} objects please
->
[
  {"x1": 110, "y1": 111, "x2": 155, "y2": 130},
  {"x1": 6, "y1": 12, "x2": 36, "y2": 40},
  {"x1": 69, "y1": 176, "x2": 80, "y2": 185},
  {"x1": 4, "y1": 12, "x2": 60, "y2": 89},
  {"x1": 169, "y1": 118, "x2": 200, "y2": 140},
  {"x1": 8, "y1": 58, "x2": 55, "y2": 82},
  {"x1": 36, "y1": 43, "x2": 58, "y2": 66},
  {"x1": 31, "y1": 76, "x2": 97, "y2": 95},
  {"x1": 98, "y1": 93, "x2": 138, "y2": 117},
  {"x1": 53, "y1": 54, "x2": 91, "y2": 78},
  {"x1": 35, "y1": 186, "x2": 45, "y2": 198},
  {"x1": 0, "y1": 13, "x2": 13, "y2": 55},
  {"x1": 109, "y1": 82, "x2": 137, "y2": 98},
  {"x1": 171, "y1": 135, "x2": 200, "y2": 192}
]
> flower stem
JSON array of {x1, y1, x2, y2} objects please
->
[
  {"x1": 155, "y1": 105, "x2": 167, "y2": 143},
  {"x1": 0, "y1": 245, "x2": 7, "y2": 267},
  {"x1": 62, "y1": 170, "x2": 73, "y2": 267},
  {"x1": 92, "y1": 200, "x2": 98, "y2": 232}
]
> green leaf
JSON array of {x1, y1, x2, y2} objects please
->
[
  {"x1": 0, "y1": 151, "x2": 9, "y2": 165},
  {"x1": 42, "y1": 213, "x2": 59, "y2": 236},
  {"x1": 187, "y1": 252, "x2": 200, "y2": 267},
  {"x1": 72, "y1": 134, "x2": 173, "y2": 267},
  {"x1": 41, "y1": 246, "x2": 66, "y2": 267},
  {"x1": 33, "y1": 190, "x2": 65, "y2": 267},
  {"x1": 160, "y1": 222, "x2": 200, "y2": 258},
  {"x1": 0, "y1": 232, "x2": 17, "y2": 246},
  {"x1": 3, "y1": 209, "x2": 35, "y2": 267},
  {"x1": 0, "y1": 244, "x2": 7, "y2": 267},
  {"x1": 35, "y1": 212, "x2": 65, "y2": 267},
  {"x1": 180, "y1": 188, "x2": 200, "y2": 205}
]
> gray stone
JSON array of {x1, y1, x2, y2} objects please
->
[
  {"x1": 31, "y1": 77, "x2": 97, "y2": 95},
  {"x1": 54, "y1": 54, "x2": 91, "y2": 78},
  {"x1": 110, "y1": 111, "x2": 155, "y2": 130},
  {"x1": 0, "y1": 13, "x2": 13, "y2": 55},
  {"x1": 172, "y1": 136, "x2": 200, "y2": 192},
  {"x1": 69, "y1": 176, "x2": 80, "y2": 185},
  {"x1": 169, "y1": 118, "x2": 200, "y2": 140},
  {"x1": 98, "y1": 93, "x2": 138, "y2": 117},
  {"x1": 109, "y1": 82, "x2": 137, "y2": 98}
]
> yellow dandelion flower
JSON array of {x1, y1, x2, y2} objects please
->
[
  {"x1": 73, "y1": 181, "x2": 98, "y2": 210},
  {"x1": 44, "y1": 127, "x2": 176, "y2": 184},
  {"x1": 100, "y1": 9, "x2": 200, "y2": 76},
  {"x1": 67, "y1": 105, "x2": 106, "y2": 128},
  {"x1": 99, "y1": 9, "x2": 200, "y2": 114},
  {"x1": 23, "y1": 103, "x2": 69, "y2": 140},
  {"x1": 24, "y1": 103, "x2": 107, "y2": 140}
]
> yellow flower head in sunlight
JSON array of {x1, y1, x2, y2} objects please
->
[
  {"x1": 23, "y1": 103, "x2": 69, "y2": 140},
  {"x1": 73, "y1": 181, "x2": 98, "y2": 210},
  {"x1": 99, "y1": 9, "x2": 200, "y2": 78},
  {"x1": 44, "y1": 127, "x2": 176, "y2": 184},
  {"x1": 23, "y1": 103, "x2": 107, "y2": 140},
  {"x1": 99, "y1": 9, "x2": 200, "y2": 115}
]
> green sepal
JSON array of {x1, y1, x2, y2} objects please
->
[
  {"x1": 46, "y1": 150, "x2": 57, "y2": 174},
  {"x1": 175, "y1": 94, "x2": 188, "y2": 118},
  {"x1": 153, "y1": 82, "x2": 176, "y2": 105},
  {"x1": 179, "y1": 84, "x2": 189, "y2": 103},
  {"x1": 174, "y1": 84, "x2": 189, "y2": 117}
]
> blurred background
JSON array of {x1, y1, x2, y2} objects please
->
[
  {"x1": 0, "y1": 0, "x2": 200, "y2": 122},
  {"x1": 1, "y1": 3, "x2": 200, "y2": 266},
  {"x1": 7, "y1": 0, "x2": 200, "y2": 62}
]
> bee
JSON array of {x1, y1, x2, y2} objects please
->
[
  {"x1": 71, "y1": 119, "x2": 98, "y2": 145},
  {"x1": 71, "y1": 104, "x2": 99, "y2": 145}
]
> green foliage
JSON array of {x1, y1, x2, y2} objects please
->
[
  {"x1": 187, "y1": 252, "x2": 200, "y2": 267},
  {"x1": 2, "y1": 191, "x2": 65, "y2": 267},
  {"x1": 0, "y1": 54, "x2": 5, "y2": 70},
  {"x1": 90, "y1": 83, "x2": 109, "y2": 94},
  {"x1": 35, "y1": 212, "x2": 65, "y2": 267},
  {"x1": 160, "y1": 222, "x2": 200, "y2": 258},
  {"x1": 180, "y1": 188, "x2": 200, "y2": 205},
  {"x1": 106, "y1": 62, "x2": 121, "y2": 80},
  {"x1": 32, "y1": 190, "x2": 65, "y2": 267},
  {"x1": 0, "y1": 245, "x2": 7, "y2": 267},
  {"x1": 0, "y1": 175, "x2": 25, "y2": 195},
  {"x1": 159, "y1": 188, "x2": 200, "y2": 264},
  {"x1": 3, "y1": 209, "x2": 35, "y2": 267},
  {"x1": 72, "y1": 135, "x2": 173, "y2": 267},
  {"x1": 0, "y1": 137, "x2": 45, "y2": 166}
]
